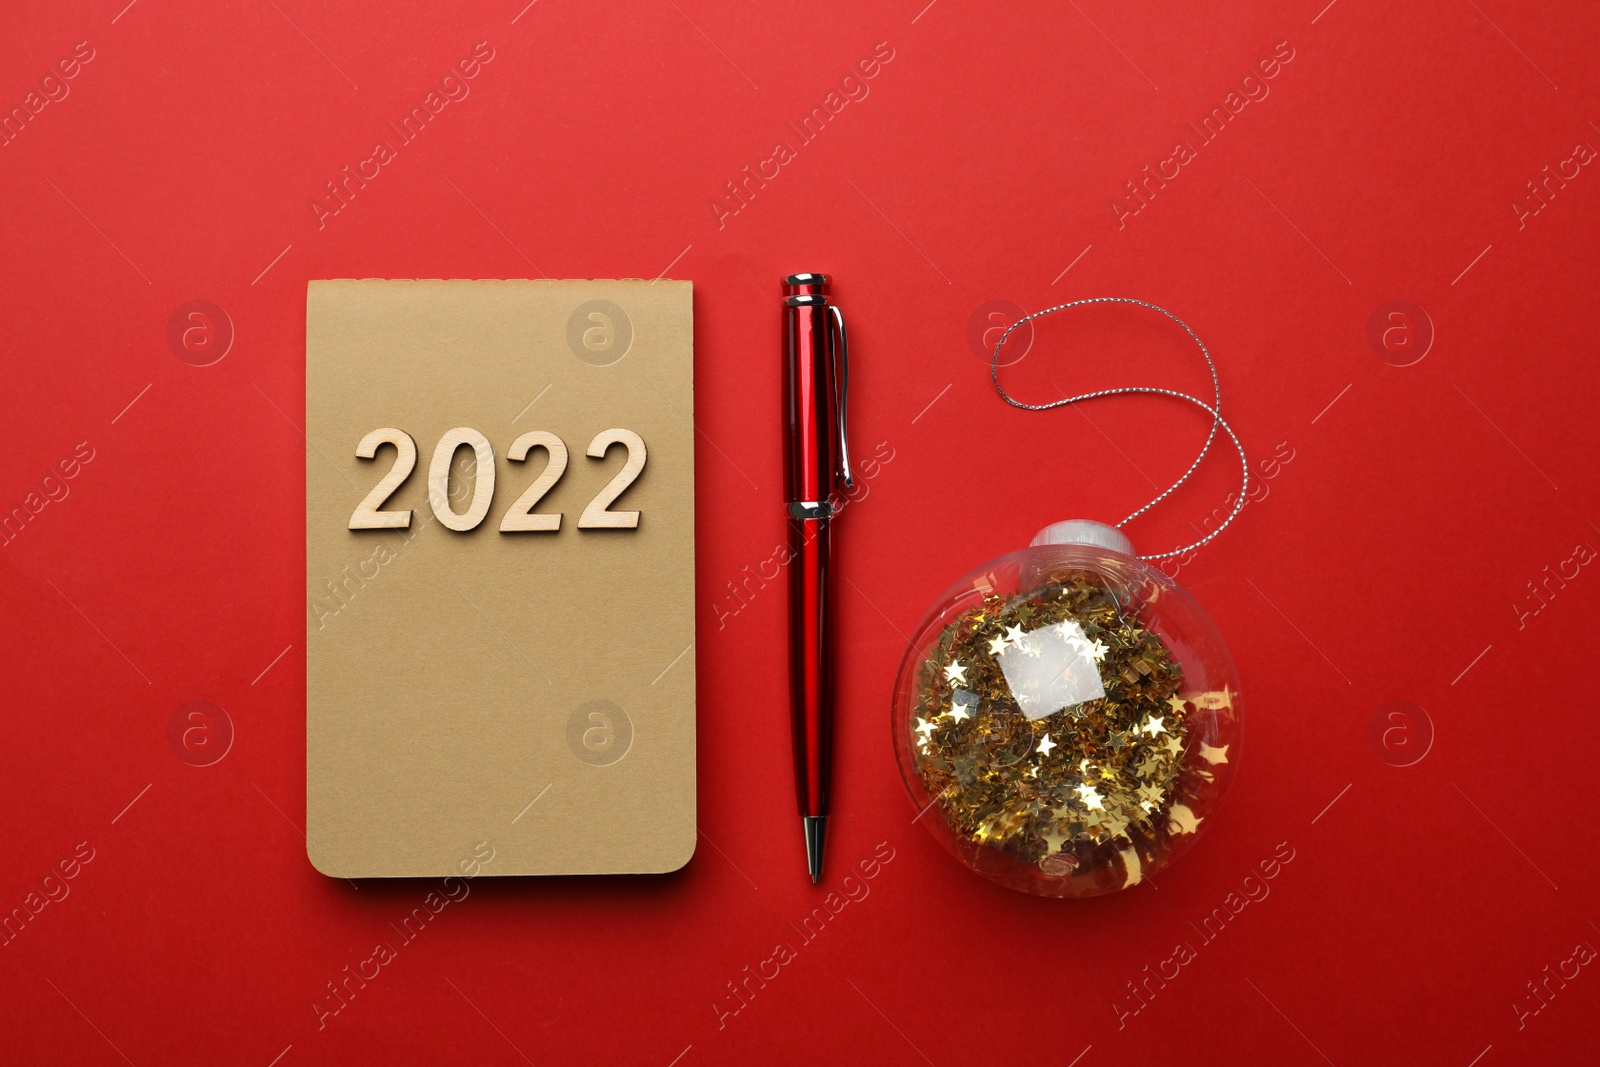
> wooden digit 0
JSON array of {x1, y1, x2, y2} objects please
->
[{"x1": 428, "y1": 427, "x2": 496, "y2": 532}]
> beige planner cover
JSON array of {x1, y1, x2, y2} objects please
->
[{"x1": 305, "y1": 279, "x2": 696, "y2": 877}]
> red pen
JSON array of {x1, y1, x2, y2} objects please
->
[{"x1": 782, "y1": 272, "x2": 853, "y2": 884}]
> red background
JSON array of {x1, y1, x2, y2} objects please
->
[{"x1": 3, "y1": 0, "x2": 1598, "y2": 1063}]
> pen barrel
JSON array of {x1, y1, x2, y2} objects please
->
[
  {"x1": 787, "y1": 514, "x2": 834, "y2": 818},
  {"x1": 782, "y1": 297, "x2": 838, "y2": 506},
  {"x1": 782, "y1": 274, "x2": 840, "y2": 823}
]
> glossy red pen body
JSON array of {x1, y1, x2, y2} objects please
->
[{"x1": 781, "y1": 272, "x2": 853, "y2": 884}]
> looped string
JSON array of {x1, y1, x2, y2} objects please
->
[{"x1": 989, "y1": 297, "x2": 1249, "y2": 562}]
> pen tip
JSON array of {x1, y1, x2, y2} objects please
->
[{"x1": 803, "y1": 815, "x2": 827, "y2": 885}]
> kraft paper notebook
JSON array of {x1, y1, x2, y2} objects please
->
[{"x1": 305, "y1": 279, "x2": 696, "y2": 877}]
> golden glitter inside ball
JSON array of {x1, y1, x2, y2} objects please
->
[{"x1": 891, "y1": 537, "x2": 1242, "y2": 897}]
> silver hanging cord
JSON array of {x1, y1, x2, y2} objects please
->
[{"x1": 989, "y1": 297, "x2": 1249, "y2": 562}]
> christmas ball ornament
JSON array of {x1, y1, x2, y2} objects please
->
[
  {"x1": 891, "y1": 521, "x2": 1240, "y2": 897},
  {"x1": 893, "y1": 298, "x2": 1251, "y2": 897}
]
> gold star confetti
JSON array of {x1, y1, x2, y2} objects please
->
[
  {"x1": 1167, "y1": 804, "x2": 1202, "y2": 835},
  {"x1": 908, "y1": 571, "x2": 1210, "y2": 891},
  {"x1": 1119, "y1": 847, "x2": 1143, "y2": 886}
]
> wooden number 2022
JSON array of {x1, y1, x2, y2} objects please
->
[{"x1": 348, "y1": 427, "x2": 647, "y2": 533}]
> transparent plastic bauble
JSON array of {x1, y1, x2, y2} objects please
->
[{"x1": 891, "y1": 522, "x2": 1241, "y2": 897}]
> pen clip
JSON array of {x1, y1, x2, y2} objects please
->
[{"x1": 829, "y1": 304, "x2": 854, "y2": 490}]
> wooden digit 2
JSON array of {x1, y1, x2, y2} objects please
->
[
  {"x1": 348, "y1": 428, "x2": 417, "y2": 529},
  {"x1": 499, "y1": 430, "x2": 568, "y2": 532},
  {"x1": 579, "y1": 428, "x2": 647, "y2": 529}
]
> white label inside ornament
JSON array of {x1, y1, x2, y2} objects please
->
[{"x1": 996, "y1": 620, "x2": 1106, "y2": 721}]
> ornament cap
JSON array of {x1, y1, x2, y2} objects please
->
[{"x1": 1031, "y1": 520, "x2": 1134, "y2": 556}]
